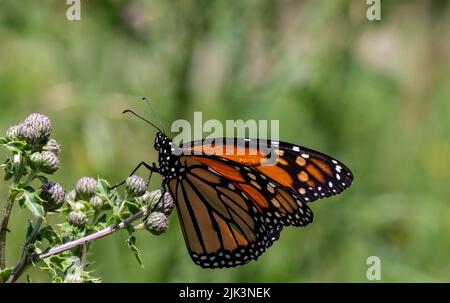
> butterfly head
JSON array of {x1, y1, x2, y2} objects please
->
[{"x1": 154, "y1": 131, "x2": 166, "y2": 151}]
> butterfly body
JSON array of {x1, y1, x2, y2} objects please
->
[{"x1": 150, "y1": 131, "x2": 353, "y2": 268}]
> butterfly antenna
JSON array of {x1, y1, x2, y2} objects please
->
[
  {"x1": 142, "y1": 97, "x2": 165, "y2": 133},
  {"x1": 122, "y1": 109, "x2": 161, "y2": 132}
]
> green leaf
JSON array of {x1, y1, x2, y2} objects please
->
[
  {"x1": 124, "y1": 200, "x2": 140, "y2": 214},
  {"x1": 36, "y1": 225, "x2": 62, "y2": 245},
  {"x1": 4, "y1": 141, "x2": 27, "y2": 153},
  {"x1": 126, "y1": 234, "x2": 143, "y2": 267},
  {"x1": 97, "y1": 178, "x2": 111, "y2": 196},
  {"x1": 26, "y1": 219, "x2": 34, "y2": 240},
  {"x1": 19, "y1": 192, "x2": 45, "y2": 218},
  {"x1": 37, "y1": 175, "x2": 49, "y2": 184},
  {"x1": 0, "y1": 267, "x2": 12, "y2": 283},
  {"x1": 1, "y1": 158, "x2": 14, "y2": 181},
  {"x1": 96, "y1": 213, "x2": 107, "y2": 224},
  {"x1": 44, "y1": 254, "x2": 70, "y2": 272}
]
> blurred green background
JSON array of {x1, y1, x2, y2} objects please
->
[{"x1": 1, "y1": 0, "x2": 449, "y2": 282}]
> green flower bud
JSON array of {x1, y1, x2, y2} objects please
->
[
  {"x1": 145, "y1": 212, "x2": 168, "y2": 235},
  {"x1": 64, "y1": 273, "x2": 83, "y2": 283},
  {"x1": 40, "y1": 182, "x2": 65, "y2": 212},
  {"x1": 72, "y1": 201, "x2": 85, "y2": 212},
  {"x1": 136, "y1": 191, "x2": 152, "y2": 206},
  {"x1": 75, "y1": 177, "x2": 97, "y2": 200},
  {"x1": 6, "y1": 125, "x2": 19, "y2": 141},
  {"x1": 42, "y1": 138, "x2": 61, "y2": 155},
  {"x1": 147, "y1": 189, "x2": 162, "y2": 207},
  {"x1": 89, "y1": 195, "x2": 104, "y2": 209},
  {"x1": 125, "y1": 175, "x2": 147, "y2": 197},
  {"x1": 30, "y1": 151, "x2": 60, "y2": 174},
  {"x1": 65, "y1": 190, "x2": 77, "y2": 204},
  {"x1": 68, "y1": 210, "x2": 87, "y2": 227}
]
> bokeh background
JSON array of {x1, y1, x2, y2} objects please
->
[{"x1": 0, "y1": 0, "x2": 449, "y2": 282}]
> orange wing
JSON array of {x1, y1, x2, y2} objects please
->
[
  {"x1": 180, "y1": 138, "x2": 353, "y2": 203},
  {"x1": 168, "y1": 156, "x2": 313, "y2": 268}
]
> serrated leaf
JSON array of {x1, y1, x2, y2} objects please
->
[
  {"x1": 124, "y1": 200, "x2": 140, "y2": 214},
  {"x1": 3, "y1": 171, "x2": 13, "y2": 181},
  {"x1": 44, "y1": 254, "x2": 70, "y2": 271},
  {"x1": 97, "y1": 179, "x2": 111, "y2": 196},
  {"x1": 126, "y1": 235, "x2": 143, "y2": 267},
  {"x1": 96, "y1": 213, "x2": 107, "y2": 224},
  {"x1": 4, "y1": 141, "x2": 27, "y2": 153},
  {"x1": 106, "y1": 216, "x2": 115, "y2": 225},
  {"x1": 0, "y1": 267, "x2": 12, "y2": 283},
  {"x1": 20, "y1": 192, "x2": 45, "y2": 218},
  {"x1": 37, "y1": 225, "x2": 62, "y2": 245},
  {"x1": 2, "y1": 158, "x2": 14, "y2": 181}
]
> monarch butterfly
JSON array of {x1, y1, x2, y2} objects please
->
[{"x1": 123, "y1": 110, "x2": 353, "y2": 268}]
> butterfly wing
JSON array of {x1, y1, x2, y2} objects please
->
[
  {"x1": 180, "y1": 138, "x2": 353, "y2": 203},
  {"x1": 168, "y1": 155, "x2": 313, "y2": 268}
]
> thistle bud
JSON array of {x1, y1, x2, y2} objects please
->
[
  {"x1": 144, "y1": 212, "x2": 168, "y2": 235},
  {"x1": 24, "y1": 113, "x2": 52, "y2": 141},
  {"x1": 64, "y1": 273, "x2": 83, "y2": 283},
  {"x1": 147, "y1": 190, "x2": 162, "y2": 207},
  {"x1": 136, "y1": 191, "x2": 152, "y2": 207},
  {"x1": 89, "y1": 195, "x2": 104, "y2": 209},
  {"x1": 147, "y1": 190, "x2": 174, "y2": 215},
  {"x1": 72, "y1": 201, "x2": 85, "y2": 212},
  {"x1": 75, "y1": 177, "x2": 97, "y2": 200},
  {"x1": 17, "y1": 122, "x2": 40, "y2": 145},
  {"x1": 68, "y1": 210, "x2": 87, "y2": 227},
  {"x1": 40, "y1": 182, "x2": 65, "y2": 212},
  {"x1": 160, "y1": 192, "x2": 174, "y2": 215},
  {"x1": 6, "y1": 125, "x2": 19, "y2": 141},
  {"x1": 42, "y1": 138, "x2": 61, "y2": 155},
  {"x1": 125, "y1": 175, "x2": 147, "y2": 197},
  {"x1": 16, "y1": 113, "x2": 52, "y2": 147},
  {"x1": 65, "y1": 190, "x2": 77, "y2": 204},
  {"x1": 30, "y1": 151, "x2": 60, "y2": 174}
]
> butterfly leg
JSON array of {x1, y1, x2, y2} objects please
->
[{"x1": 111, "y1": 161, "x2": 159, "y2": 190}]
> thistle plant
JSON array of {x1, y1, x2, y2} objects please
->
[{"x1": 0, "y1": 113, "x2": 173, "y2": 283}]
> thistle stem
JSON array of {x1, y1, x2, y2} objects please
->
[
  {"x1": 0, "y1": 153, "x2": 26, "y2": 270},
  {"x1": 6, "y1": 216, "x2": 43, "y2": 283},
  {"x1": 0, "y1": 192, "x2": 18, "y2": 269},
  {"x1": 37, "y1": 207, "x2": 147, "y2": 260}
]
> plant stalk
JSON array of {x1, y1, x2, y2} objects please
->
[
  {"x1": 6, "y1": 217, "x2": 43, "y2": 283},
  {"x1": 0, "y1": 153, "x2": 26, "y2": 270},
  {"x1": 0, "y1": 192, "x2": 18, "y2": 270},
  {"x1": 38, "y1": 208, "x2": 147, "y2": 260}
]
